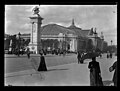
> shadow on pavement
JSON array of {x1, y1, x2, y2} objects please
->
[
  {"x1": 47, "y1": 68, "x2": 69, "y2": 72},
  {"x1": 5, "y1": 68, "x2": 69, "y2": 78},
  {"x1": 78, "y1": 62, "x2": 88, "y2": 64}
]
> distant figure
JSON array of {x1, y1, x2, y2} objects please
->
[
  {"x1": 88, "y1": 57, "x2": 103, "y2": 86},
  {"x1": 109, "y1": 61, "x2": 117, "y2": 86},
  {"x1": 38, "y1": 53, "x2": 47, "y2": 71},
  {"x1": 110, "y1": 52, "x2": 112, "y2": 58},
  {"x1": 80, "y1": 52, "x2": 84, "y2": 63},
  {"x1": 77, "y1": 51, "x2": 81, "y2": 64},
  {"x1": 107, "y1": 51, "x2": 110, "y2": 58},
  {"x1": 27, "y1": 48, "x2": 30, "y2": 59}
]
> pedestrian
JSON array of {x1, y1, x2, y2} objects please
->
[
  {"x1": 110, "y1": 52, "x2": 112, "y2": 58},
  {"x1": 107, "y1": 51, "x2": 109, "y2": 58},
  {"x1": 77, "y1": 51, "x2": 81, "y2": 64},
  {"x1": 80, "y1": 52, "x2": 84, "y2": 63},
  {"x1": 38, "y1": 53, "x2": 47, "y2": 71},
  {"x1": 88, "y1": 57, "x2": 103, "y2": 86},
  {"x1": 27, "y1": 48, "x2": 30, "y2": 59},
  {"x1": 109, "y1": 61, "x2": 117, "y2": 86}
]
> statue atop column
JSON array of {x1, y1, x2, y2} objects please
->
[{"x1": 32, "y1": 6, "x2": 40, "y2": 16}]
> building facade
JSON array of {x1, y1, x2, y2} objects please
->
[
  {"x1": 24, "y1": 19, "x2": 105, "y2": 53},
  {"x1": 5, "y1": 19, "x2": 105, "y2": 53}
]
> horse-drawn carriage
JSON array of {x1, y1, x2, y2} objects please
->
[{"x1": 79, "y1": 48, "x2": 102, "y2": 63}]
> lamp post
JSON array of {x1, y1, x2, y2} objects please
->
[
  {"x1": 18, "y1": 32, "x2": 21, "y2": 56},
  {"x1": 94, "y1": 28, "x2": 97, "y2": 51},
  {"x1": 100, "y1": 32, "x2": 104, "y2": 52},
  {"x1": 111, "y1": 40, "x2": 113, "y2": 52},
  {"x1": 111, "y1": 40, "x2": 113, "y2": 46}
]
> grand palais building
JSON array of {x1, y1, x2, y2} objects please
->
[{"x1": 5, "y1": 19, "x2": 108, "y2": 53}]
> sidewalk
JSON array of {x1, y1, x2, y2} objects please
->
[
  {"x1": 5, "y1": 62, "x2": 90, "y2": 86},
  {"x1": 5, "y1": 54, "x2": 116, "y2": 86}
]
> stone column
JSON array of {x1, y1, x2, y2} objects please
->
[{"x1": 29, "y1": 15, "x2": 43, "y2": 54}]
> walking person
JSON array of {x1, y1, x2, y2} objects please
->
[
  {"x1": 109, "y1": 61, "x2": 117, "y2": 86},
  {"x1": 88, "y1": 57, "x2": 103, "y2": 86},
  {"x1": 27, "y1": 48, "x2": 30, "y2": 59},
  {"x1": 107, "y1": 51, "x2": 110, "y2": 58},
  {"x1": 110, "y1": 52, "x2": 112, "y2": 58},
  {"x1": 80, "y1": 51, "x2": 84, "y2": 63},
  {"x1": 38, "y1": 53, "x2": 47, "y2": 71},
  {"x1": 77, "y1": 51, "x2": 81, "y2": 64}
]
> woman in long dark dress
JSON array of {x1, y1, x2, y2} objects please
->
[
  {"x1": 88, "y1": 57, "x2": 103, "y2": 86},
  {"x1": 109, "y1": 61, "x2": 117, "y2": 86},
  {"x1": 38, "y1": 53, "x2": 47, "y2": 71},
  {"x1": 107, "y1": 51, "x2": 109, "y2": 58}
]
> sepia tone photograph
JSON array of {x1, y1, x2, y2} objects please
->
[{"x1": 4, "y1": 4, "x2": 117, "y2": 86}]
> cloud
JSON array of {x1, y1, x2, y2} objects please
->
[{"x1": 20, "y1": 23, "x2": 31, "y2": 29}]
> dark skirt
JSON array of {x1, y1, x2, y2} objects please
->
[
  {"x1": 90, "y1": 69, "x2": 97, "y2": 86},
  {"x1": 90, "y1": 69, "x2": 103, "y2": 86},
  {"x1": 38, "y1": 57, "x2": 47, "y2": 71}
]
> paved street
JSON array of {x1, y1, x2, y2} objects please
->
[
  {"x1": 5, "y1": 53, "x2": 77, "y2": 73},
  {"x1": 5, "y1": 53, "x2": 117, "y2": 86}
]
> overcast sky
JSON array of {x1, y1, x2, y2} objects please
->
[{"x1": 5, "y1": 5, "x2": 117, "y2": 45}]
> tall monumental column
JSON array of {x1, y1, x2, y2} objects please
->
[{"x1": 29, "y1": 6, "x2": 43, "y2": 54}]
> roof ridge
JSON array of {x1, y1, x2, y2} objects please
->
[{"x1": 51, "y1": 24, "x2": 76, "y2": 34}]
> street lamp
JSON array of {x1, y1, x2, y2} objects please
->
[
  {"x1": 111, "y1": 40, "x2": 113, "y2": 46},
  {"x1": 111, "y1": 40, "x2": 113, "y2": 52},
  {"x1": 94, "y1": 28, "x2": 97, "y2": 50},
  {"x1": 18, "y1": 32, "x2": 21, "y2": 56},
  {"x1": 100, "y1": 32, "x2": 104, "y2": 52}
]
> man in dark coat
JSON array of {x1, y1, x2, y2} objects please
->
[
  {"x1": 27, "y1": 48, "x2": 30, "y2": 59},
  {"x1": 38, "y1": 53, "x2": 47, "y2": 71},
  {"x1": 107, "y1": 51, "x2": 110, "y2": 58},
  {"x1": 77, "y1": 51, "x2": 82, "y2": 64},
  {"x1": 110, "y1": 52, "x2": 112, "y2": 58},
  {"x1": 88, "y1": 57, "x2": 103, "y2": 86},
  {"x1": 109, "y1": 61, "x2": 117, "y2": 86}
]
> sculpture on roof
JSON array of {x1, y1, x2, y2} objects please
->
[{"x1": 32, "y1": 6, "x2": 40, "y2": 16}]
